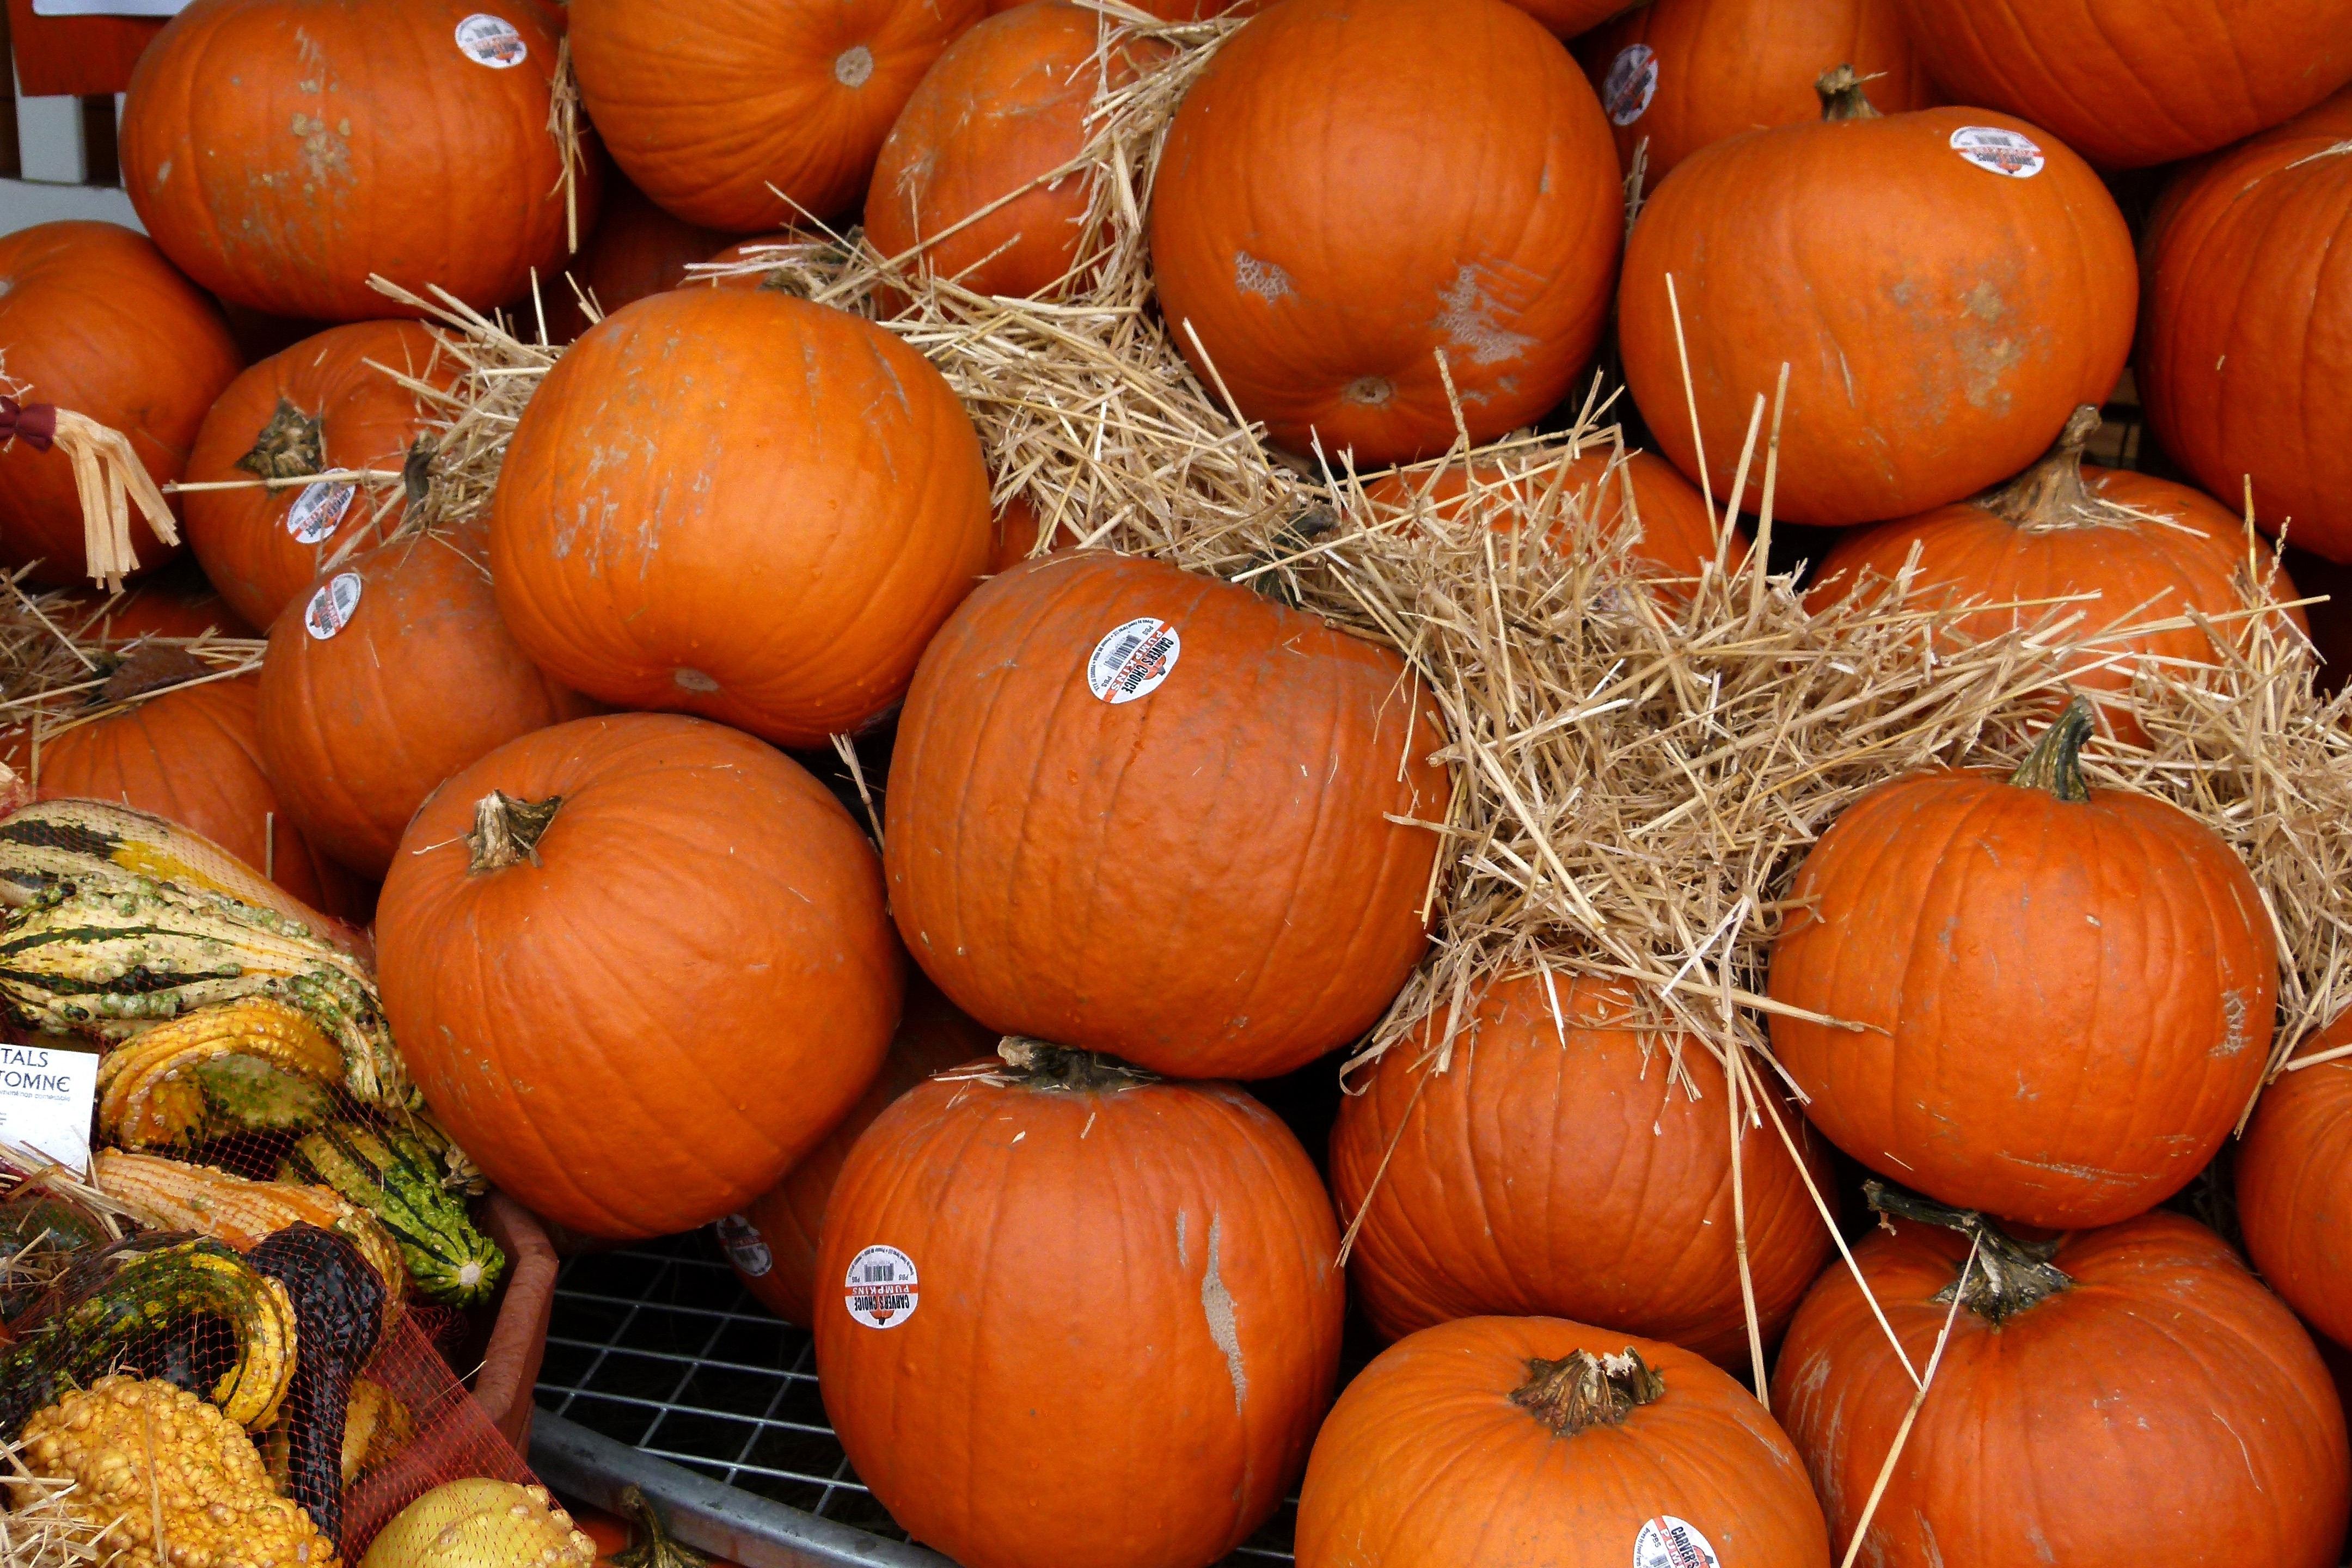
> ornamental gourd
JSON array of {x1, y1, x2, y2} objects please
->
[
  {"x1": 884, "y1": 551, "x2": 1445, "y2": 1080},
  {"x1": 1774, "y1": 1193, "x2": 2351, "y2": 1566},
  {"x1": 814, "y1": 1040, "x2": 1344, "y2": 1568},
  {"x1": 491, "y1": 289, "x2": 993, "y2": 748},
  {"x1": 2139, "y1": 87, "x2": 2352, "y2": 563},
  {"x1": 1330, "y1": 975, "x2": 1831, "y2": 1364},
  {"x1": 1768, "y1": 700, "x2": 2276, "y2": 1227},
  {"x1": 1150, "y1": 0, "x2": 1623, "y2": 465},
  {"x1": 376, "y1": 713, "x2": 904, "y2": 1239},
  {"x1": 121, "y1": 0, "x2": 592, "y2": 320},
  {"x1": 1619, "y1": 70, "x2": 2135, "y2": 528},
  {"x1": 1296, "y1": 1316, "x2": 1830, "y2": 1568},
  {"x1": 2238, "y1": 1014, "x2": 2352, "y2": 1352}
]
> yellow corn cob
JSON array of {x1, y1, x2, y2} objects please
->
[{"x1": 96, "y1": 999, "x2": 345, "y2": 1148}]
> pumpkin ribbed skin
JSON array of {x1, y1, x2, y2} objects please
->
[
  {"x1": 884, "y1": 551, "x2": 1445, "y2": 1080},
  {"x1": 1149, "y1": 0, "x2": 1622, "y2": 465},
  {"x1": 256, "y1": 526, "x2": 593, "y2": 880},
  {"x1": 62, "y1": 565, "x2": 258, "y2": 644},
  {"x1": 1774, "y1": 1211, "x2": 2351, "y2": 1566},
  {"x1": 1329, "y1": 975, "x2": 1832, "y2": 1364},
  {"x1": 1297, "y1": 1316, "x2": 1830, "y2": 1568},
  {"x1": 2239, "y1": 1021, "x2": 2352, "y2": 1351},
  {"x1": 0, "y1": 223, "x2": 238, "y2": 585},
  {"x1": 982, "y1": 0, "x2": 1254, "y2": 17},
  {"x1": 377, "y1": 713, "x2": 904, "y2": 1239},
  {"x1": 491, "y1": 288, "x2": 993, "y2": 748},
  {"x1": 183, "y1": 321, "x2": 451, "y2": 632},
  {"x1": 121, "y1": 0, "x2": 591, "y2": 320},
  {"x1": 1619, "y1": 96, "x2": 2135, "y2": 528},
  {"x1": 813, "y1": 1055, "x2": 1344, "y2": 1568},
  {"x1": 2140, "y1": 88, "x2": 2352, "y2": 564},
  {"x1": 1577, "y1": 0, "x2": 1938, "y2": 179},
  {"x1": 570, "y1": 0, "x2": 984, "y2": 232},
  {"x1": 548, "y1": 177, "x2": 730, "y2": 341},
  {"x1": 1890, "y1": 0, "x2": 2352, "y2": 169}
]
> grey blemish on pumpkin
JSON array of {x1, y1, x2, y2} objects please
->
[
  {"x1": 1341, "y1": 376, "x2": 1392, "y2": 408},
  {"x1": 1176, "y1": 1209, "x2": 1189, "y2": 1268},
  {"x1": 1233, "y1": 252, "x2": 1293, "y2": 303},
  {"x1": 2214, "y1": 989, "x2": 2250, "y2": 1057},
  {"x1": 673, "y1": 668, "x2": 720, "y2": 693},
  {"x1": 1200, "y1": 1213, "x2": 1246, "y2": 1413},
  {"x1": 1434, "y1": 265, "x2": 1535, "y2": 366},
  {"x1": 835, "y1": 45, "x2": 875, "y2": 88}
]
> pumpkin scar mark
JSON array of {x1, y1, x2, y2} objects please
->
[
  {"x1": 1434, "y1": 266, "x2": 1535, "y2": 367},
  {"x1": 287, "y1": 113, "x2": 352, "y2": 188},
  {"x1": 2213, "y1": 989, "x2": 2250, "y2": 1057},
  {"x1": 1199, "y1": 1212, "x2": 1246, "y2": 1413},
  {"x1": 1233, "y1": 252, "x2": 1293, "y2": 303},
  {"x1": 1999, "y1": 1154, "x2": 2136, "y2": 1186},
  {"x1": 1175, "y1": 1208, "x2": 1187, "y2": 1267}
]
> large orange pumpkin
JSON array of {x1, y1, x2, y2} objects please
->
[
  {"x1": 255, "y1": 525, "x2": 592, "y2": 880},
  {"x1": 182, "y1": 321, "x2": 454, "y2": 633},
  {"x1": 569, "y1": 0, "x2": 984, "y2": 232},
  {"x1": 2239, "y1": 1018, "x2": 2352, "y2": 1352},
  {"x1": 1330, "y1": 974, "x2": 1831, "y2": 1365},
  {"x1": 2139, "y1": 87, "x2": 2352, "y2": 563},
  {"x1": 1619, "y1": 71, "x2": 2135, "y2": 529},
  {"x1": 490, "y1": 288, "x2": 992, "y2": 749},
  {"x1": 884, "y1": 551, "x2": 1445, "y2": 1080},
  {"x1": 1890, "y1": 0, "x2": 2352, "y2": 169},
  {"x1": 719, "y1": 973, "x2": 992, "y2": 1326},
  {"x1": 546, "y1": 175, "x2": 730, "y2": 342},
  {"x1": 1297, "y1": 1316, "x2": 1830, "y2": 1568},
  {"x1": 0, "y1": 222, "x2": 239, "y2": 586},
  {"x1": 377, "y1": 713, "x2": 904, "y2": 1239},
  {"x1": 813, "y1": 1040, "x2": 1344, "y2": 1568},
  {"x1": 53, "y1": 560, "x2": 259, "y2": 645},
  {"x1": 120, "y1": 0, "x2": 593, "y2": 321},
  {"x1": 1576, "y1": 0, "x2": 1938, "y2": 180},
  {"x1": 1768, "y1": 700, "x2": 2277, "y2": 1228},
  {"x1": 1774, "y1": 1202, "x2": 2351, "y2": 1566},
  {"x1": 1149, "y1": 0, "x2": 1623, "y2": 465}
]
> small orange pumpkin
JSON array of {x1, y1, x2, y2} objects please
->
[
  {"x1": 2238, "y1": 1016, "x2": 2352, "y2": 1353},
  {"x1": 546, "y1": 175, "x2": 731, "y2": 341}
]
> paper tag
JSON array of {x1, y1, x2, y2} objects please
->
[
  {"x1": 843, "y1": 1244, "x2": 918, "y2": 1328},
  {"x1": 1602, "y1": 44, "x2": 1658, "y2": 126},
  {"x1": 1085, "y1": 617, "x2": 1180, "y2": 705},
  {"x1": 0, "y1": 1043, "x2": 97, "y2": 1172},
  {"x1": 1950, "y1": 126, "x2": 2044, "y2": 178},
  {"x1": 304, "y1": 572, "x2": 363, "y2": 640},
  {"x1": 285, "y1": 480, "x2": 354, "y2": 545},
  {"x1": 454, "y1": 13, "x2": 527, "y2": 68},
  {"x1": 1634, "y1": 1517, "x2": 1720, "y2": 1568},
  {"x1": 715, "y1": 1214, "x2": 773, "y2": 1278}
]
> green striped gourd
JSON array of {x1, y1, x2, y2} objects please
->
[{"x1": 281, "y1": 1123, "x2": 506, "y2": 1307}]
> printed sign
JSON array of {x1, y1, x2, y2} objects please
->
[
  {"x1": 304, "y1": 572, "x2": 364, "y2": 641},
  {"x1": 715, "y1": 1214, "x2": 773, "y2": 1278},
  {"x1": 1949, "y1": 125, "x2": 2045, "y2": 179},
  {"x1": 1085, "y1": 617, "x2": 1180, "y2": 705},
  {"x1": 286, "y1": 481, "x2": 354, "y2": 545},
  {"x1": 454, "y1": 13, "x2": 526, "y2": 68},
  {"x1": 1634, "y1": 1516, "x2": 1720, "y2": 1568},
  {"x1": 843, "y1": 1244, "x2": 918, "y2": 1328},
  {"x1": 1602, "y1": 44, "x2": 1659, "y2": 127},
  {"x1": 0, "y1": 1042, "x2": 98, "y2": 1172}
]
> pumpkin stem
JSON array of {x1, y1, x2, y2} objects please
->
[
  {"x1": 1816, "y1": 64, "x2": 1883, "y2": 121},
  {"x1": 994, "y1": 1036, "x2": 1159, "y2": 1092},
  {"x1": 1982, "y1": 406, "x2": 2106, "y2": 531},
  {"x1": 234, "y1": 398, "x2": 325, "y2": 482},
  {"x1": 2007, "y1": 697, "x2": 2094, "y2": 804},
  {"x1": 1865, "y1": 1180, "x2": 2072, "y2": 1325},
  {"x1": 465, "y1": 791, "x2": 563, "y2": 874},
  {"x1": 1510, "y1": 1346, "x2": 1666, "y2": 1437},
  {"x1": 611, "y1": 1485, "x2": 707, "y2": 1568}
]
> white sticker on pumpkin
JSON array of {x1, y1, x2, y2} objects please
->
[
  {"x1": 285, "y1": 480, "x2": 354, "y2": 545},
  {"x1": 1634, "y1": 1517, "x2": 1719, "y2": 1568},
  {"x1": 1086, "y1": 617, "x2": 1180, "y2": 705},
  {"x1": 715, "y1": 1213, "x2": 772, "y2": 1278},
  {"x1": 454, "y1": 13, "x2": 527, "y2": 68},
  {"x1": 1602, "y1": 44, "x2": 1659, "y2": 126},
  {"x1": 304, "y1": 572, "x2": 363, "y2": 641},
  {"x1": 1950, "y1": 126, "x2": 2045, "y2": 178},
  {"x1": 844, "y1": 1245, "x2": 918, "y2": 1328}
]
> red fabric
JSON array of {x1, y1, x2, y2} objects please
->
[{"x1": 6, "y1": 0, "x2": 163, "y2": 97}]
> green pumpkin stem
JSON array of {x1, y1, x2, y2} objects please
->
[
  {"x1": 465, "y1": 791, "x2": 563, "y2": 873},
  {"x1": 1865, "y1": 1180, "x2": 2072, "y2": 1325},
  {"x1": 1816, "y1": 64, "x2": 1883, "y2": 122},
  {"x1": 611, "y1": 1486, "x2": 708, "y2": 1568},
  {"x1": 2008, "y1": 697, "x2": 2096, "y2": 804},
  {"x1": 993, "y1": 1036, "x2": 1158, "y2": 1092},
  {"x1": 1984, "y1": 405, "x2": 2105, "y2": 530},
  {"x1": 1510, "y1": 1346, "x2": 1666, "y2": 1437}
]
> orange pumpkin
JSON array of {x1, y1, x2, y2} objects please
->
[
  {"x1": 984, "y1": 492, "x2": 1080, "y2": 573},
  {"x1": 2139, "y1": 87, "x2": 2352, "y2": 563},
  {"x1": 1297, "y1": 1316, "x2": 1830, "y2": 1568},
  {"x1": 121, "y1": 0, "x2": 593, "y2": 321},
  {"x1": 546, "y1": 175, "x2": 731, "y2": 341},
  {"x1": 1576, "y1": 0, "x2": 1938, "y2": 180},
  {"x1": 1775, "y1": 1203, "x2": 2351, "y2": 1566},
  {"x1": 0, "y1": 222, "x2": 239, "y2": 586},
  {"x1": 2239, "y1": 1019, "x2": 2352, "y2": 1352},
  {"x1": 569, "y1": 0, "x2": 984, "y2": 232},
  {"x1": 182, "y1": 321, "x2": 454, "y2": 633},
  {"x1": 1149, "y1": 0, "x2": 1623, "y2": 465},
  {"x1": 719, "y1": 973, "x2": 993, "y2": 1326},
  {"x1": 1619, "y1": 71, "x2": 2135, "y2": 528},
  {"x1": 53, "y1": 561, "x2": 259, "y2": 644},
  {"x1": 376, "y1": 713, "x2": 904, "y2": 1239},
  {"x1": 1768, "y1": 700, "x2": 2277, "y2": 1228},
  {"x1": 490, "y1": 288, "x2": 993, "y2": 749},
  {"x1": 983, "y1": 0, "x2": 1257, "y2": 17},
  {"x1": 255, "y1": 525, "x2": 593, "y2": 880},
  {"x1": 884, "y1": 551, "x2": 1445, "y2": 1080},
  {"x1": 687, "y1": 232, "x2": 818, "y2": 290},
  {"x1": 1890, "y1": 0, "x2": 2352, "y2": 169},
  {"x1": 813, "y1": 1041, "x2": 1344, "y2": 1568},
  {"x1": 1330, "y1": 975, "x2": 1832, "y2": 1365}
]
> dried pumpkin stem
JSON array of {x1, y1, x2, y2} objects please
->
[
  {"x1": 2007, "y1": 697, "x2": 2095, "y2": 804},
  {"x1": 1815, "y1": 64, "x2": 1882, "y2": 122},
  {"x1": 994, "y1": 1036, "x2": 1157, "y2": 1092},
  {"x1": 1509, "y1": 1346, "x2": 1665, "y2": 1437},
  {"x1": 1865, "y1": 1180, "x2": 2072, "y2": 1325},
  {"x1": 465, "y1": 791, "x2": 563, "y2": 873},
  {"x1": 235, "y1": 399, "x2": 325, "y2": 481},
  {"x1": 612, "y1": 1485, "x2": 708, "y2": 1568},
  {"x1": 1983, "y1": 405, "x2": 2104, "y2": 530}
]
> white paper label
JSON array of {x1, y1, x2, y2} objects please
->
[
  {"x1": 285, "y1": 480, "x2": 354, "y2": 545},
  {"x1": 1950, "y1": 125, "x2": 2045, "y2": 178},
  {"x1": 0, "y1": 1043, "x2": 97, "y2": 1172},
  {"x1": 715, "y1": 1213, "x2": 773, "y2": 1278},
  {"x1": 1602, "y1": 44, "x2": 1658, "y2": 126},
  {"x1": 1085, "y1": 617, "x2": 1180, "y2": 705},
  {"x1": 843, "y1": 1244, "x2": 918, "y2": 1328},
  {"x1": 304, "y1": 572, "x2": 363, "y2": 641},
  {"x1": 1634, "y1": 1517, "x2": 1720, "y2": 1568},
  {"x1": 454, "y1": 13, "x2": 527, "y2": 68}
]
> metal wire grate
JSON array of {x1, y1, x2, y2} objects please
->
[{"x1": 534, "y1": 1233, "x2": 1302, "y2": 1565}]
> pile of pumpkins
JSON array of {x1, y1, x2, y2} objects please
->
[{"x1": 0, "y1": 0, "x2": 2349, "y2": 1563}]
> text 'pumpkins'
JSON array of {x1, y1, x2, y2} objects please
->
[
  {"x1": 376, "y1": 713, "x2": 904, "y2": 1238},
  {"x1": 885, "y1": 551, "x2": 1444, "y2": 1080}
]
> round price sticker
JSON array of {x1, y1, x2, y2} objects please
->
[
  {"x1": 304, "y1": 572, "x2": 363, "y2": 641},
  {"x1": 843, "y1": 1245, "x2": 918, "y2": 1329}
]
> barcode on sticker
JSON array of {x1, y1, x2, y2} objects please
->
[
  {"x1": 1085, "y1": 616, "x2": 1181, "y2": 704},
  {"x1": 286, "y1": 480, "x2": 353, "y2": 544},
  {"x1": 843, "y1": 1244, "x2": 918, "y2": 1328},
  {"x1": 1634, "y1": 1516, "x2": 1719, "y2": 1568},
  {"x1": 304, "y1": 572, "x2": 363, "y2": 641}
]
